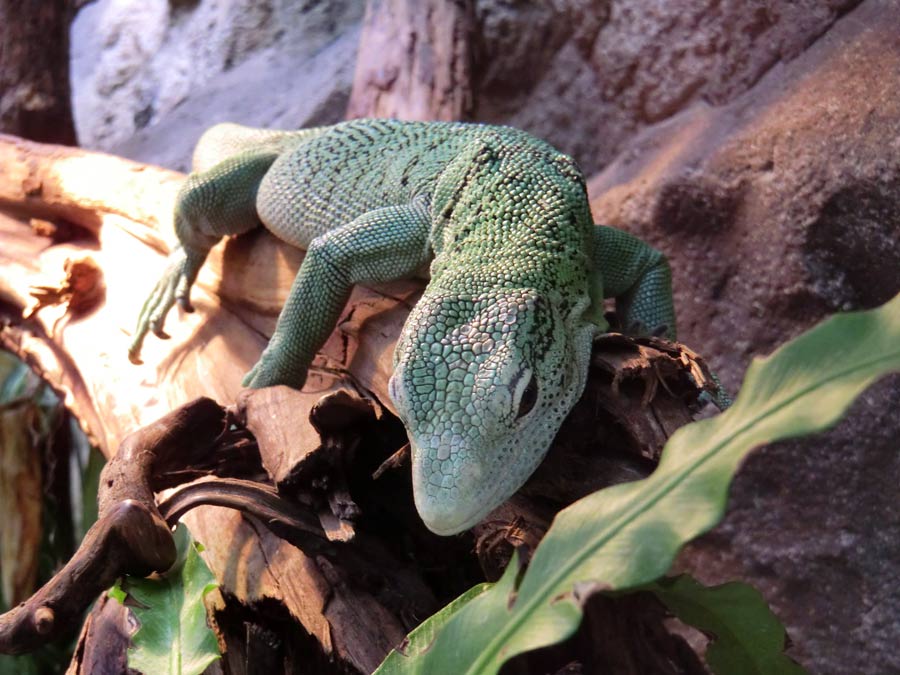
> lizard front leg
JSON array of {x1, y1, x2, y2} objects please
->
[
  {"x1": 592, "y1": 225, "x2": 676, "y2": 339},
  {"x1": 243, "y1": 199, "x2": 432, "y2": 389},
  {"x1": 592, "y1": 225, "x2": 732, "y2": 407},
  {"x1": 129, "y1": 150, "x2": 281, "y2": 363}
]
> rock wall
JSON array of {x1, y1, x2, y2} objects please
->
[
  {"x1": 589, "y1": 2, "x2": 900, "y2": 381},
  {"x1": 472, "y1": 0, "x2": 863, "y2": 174},
  {"x1": 70, "y1": 0, "x2": 363, "y2": 171},
  {"x1": 71, "y1": 0, "x2": 863, "y2": 176},
  {"x1": 588, "y1": 2, "x2": 899, "y2": 672}
]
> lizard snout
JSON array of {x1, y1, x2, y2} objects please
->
[{"x1": 409, "y1": 436, "x2": 496, "y2": 536}]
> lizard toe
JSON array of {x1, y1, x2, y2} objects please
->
[
  {"x1": 127, "y1": 340, "x2": 145, "y2": 364},
  {"x1": 175, "y1": 274, "x2": 195, "y2": 312}
]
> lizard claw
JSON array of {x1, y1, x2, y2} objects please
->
[
  {"x1": 176, "y1": 273, "x2": 195, "y2": 312},
  {"x1": 129, "y1": 247, "x2": 202, "y2": 362},
  {"x1": 625, "y1": 319, "x2": 672, "y2": 340},
  {"x1": 694, "y1": 372, "x2": 733, "y2": 410},
  {"x1": 241, "y1": 362, "x2": 261, "y2": 388}
]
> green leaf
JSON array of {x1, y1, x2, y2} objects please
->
[
  {"x1": 0, "y1": 351, "x2": 31, "y2": 400},
  {"x1": 377, "y1": 292, "x2": 900, "y2": 674},
  {"x1": 377, "y1": 582, "x2": 491, "y2": 674},
  {"x1": 108, "y1": 581, "x2": 128, "y2": 605},
  {"x1": 645, "y1": 575, "x2": 804, "y2": 675},
  {"x1": 113, "y1": 526, "x2": 220, "y2": 675}
]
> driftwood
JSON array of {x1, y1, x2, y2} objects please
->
[
  {"x1": 0, "y1": 134, "x2": 718, "y2": 673},
  {"x1": 0, "y1": 134, "x2": 428, "y2": 672}
]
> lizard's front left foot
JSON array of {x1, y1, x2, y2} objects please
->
[
  {"x1": 698, "y1": 372, "x2": 733, "y2": 410},
  {"x1": 128, "y1": 247, "x2": 202, "y2": 364},
  {"x1": 624, "y1": 319, "x2": 671, "y2": 339}
]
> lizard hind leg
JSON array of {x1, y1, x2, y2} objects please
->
[{"x1": 129, "y1": 149, "x2": 281, "y2": 362}]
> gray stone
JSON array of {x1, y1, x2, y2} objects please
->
[{"x1": 70, "y1": 0, "x2": 363, "y2": 170}]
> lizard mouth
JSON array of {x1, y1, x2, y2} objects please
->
[
  {"x1": 410, "y1": 441, "x2": 514, "y2": 536},
  {"x1": 414, "y1": 489, "x2": 500, "y2": 536}
]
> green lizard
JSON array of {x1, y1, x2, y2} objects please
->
[{"x1": 130, "y1": 119, "x2": 677, "y2": 536}]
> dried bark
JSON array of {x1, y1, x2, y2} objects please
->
[{"x1": 0, "y1": 135, "x2": 423, "y2": 672}]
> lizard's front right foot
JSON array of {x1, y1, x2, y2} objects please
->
[
  {"x1": 128, "y1": 247, "x2": 202, "y2": 364},
  {"x1": 241, "y1": 344, "x2": 308, "y2": 389}
]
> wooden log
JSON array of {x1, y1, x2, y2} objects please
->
[{"x1": 0, "y1": 134, "x2": 713, "y2": 673}]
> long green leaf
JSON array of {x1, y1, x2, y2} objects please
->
[
  {"x1": 112, "y1": 526, "x2": 220, "y2": 675},
  {"x1": 377, "y1": 292, "x2": 900, "y2": 674},
  {"x1": 645, "y1": 575, "x2": 804, "y2": 675},
  {"x1": 391, "y1": 582, "x2": 491, "y2": 660}
]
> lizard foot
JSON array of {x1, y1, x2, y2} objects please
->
[
  {"x1": 241, "y1": 344, "x2": 307, "y2": 389},
  {"x1": 625, "y1": 319, "x2": 671, "y2": 340},
  {"x1": 128, "y1": 247, "x2": 202, "y2": 364},
  {"x1": 697, "y1": 372, "x2": 733, "y2": 410}
]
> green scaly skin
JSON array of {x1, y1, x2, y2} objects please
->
[{"x1": 130, "y1": 119, "x2": 678, "y2": 535}]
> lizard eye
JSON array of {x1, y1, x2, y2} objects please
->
[{"x1": 516, "y1": 374, "x2": 539, "y2": 419}]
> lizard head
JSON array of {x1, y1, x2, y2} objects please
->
[{"x1": 389, "y1": 288, "x2": 594, "y2": 535}]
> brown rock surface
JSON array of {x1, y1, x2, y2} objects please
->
[
  {"x1": 586, "y1": 1, "x2": 900, "y2": 672},
  {"x1": 69, "y1": 0, "x2": 864, "y2": 175},
  {"x1": 474, "y1": 0, "x2": 863, "y2": 174}
]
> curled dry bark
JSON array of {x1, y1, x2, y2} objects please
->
[{"x1": 0, "y1": 134, "x2": 718, "y2": 673}]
